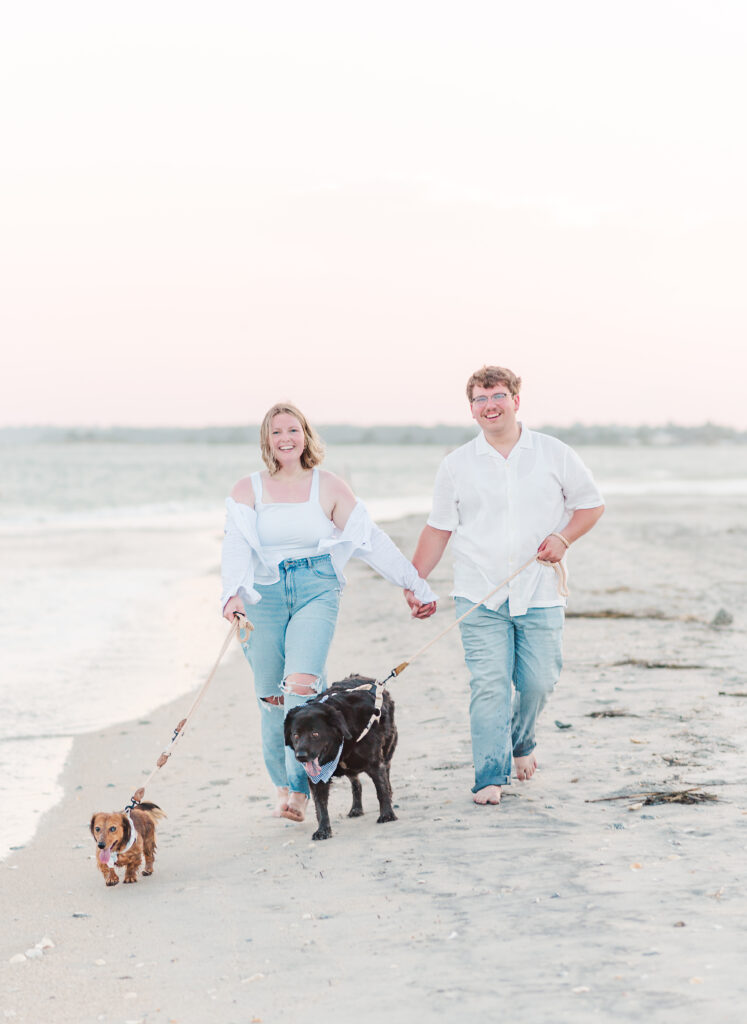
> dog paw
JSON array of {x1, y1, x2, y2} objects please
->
[
  {"x1": 376, "y1": 811, "x2": 398, "y2": 824},
  {"x1": 106, "y1": 878, "x2": 119, "y2": 886},
  {"x1": 142, "y1": 869, "x2": 152, "y2": 876},
  {"x1": 347, "y1": 807, "x2": 364, "y2": 818},
  {"x1": 312, "y1": 828, "x2": 333, "y2": 841},
  {"x1": 123, "y1": 877, "x2": 138, "y2": 884}
]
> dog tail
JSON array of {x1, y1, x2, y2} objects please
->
[{"x1": 138, "y1": 802, "x2": 167, "y2": 820}]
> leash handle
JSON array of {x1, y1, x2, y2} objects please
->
[{"x1": 235, "y1": 611, "x2": 254, "y2": 644}]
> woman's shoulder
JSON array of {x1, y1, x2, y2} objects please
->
[
  {"x1": 318, "y1": 468, "x2": 353, "y2": 496},
  {"x1": 230, "y1": 475, "x2": 257, "y2": 507}
]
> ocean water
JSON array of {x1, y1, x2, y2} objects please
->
[{"x1": 1, "y1": 438, "x2": 746, "y2": 858}]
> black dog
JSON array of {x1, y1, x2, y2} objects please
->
[{"x1": 284, "y1": 674, "x2": 398, "y2": 841}]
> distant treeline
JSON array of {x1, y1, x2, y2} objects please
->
[{"x1": 2, "y1": 423, "x2": 746, "y2": 446}]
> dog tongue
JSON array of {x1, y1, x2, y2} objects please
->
[
  {"x1": 99, "y1": 849, "x2": 110, "y2": 865},
  {"x1": 304, "y1": 758, "x2": 321, "y2": 775}
]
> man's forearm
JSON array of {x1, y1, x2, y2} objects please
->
[
  {"x1": 561, "y1": 505, "x2": 605, "y2": 544},
  {"x1": 412, "y1": 525, "x2": 452, "y2": 578}
]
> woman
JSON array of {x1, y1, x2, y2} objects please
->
[{"x1": 221, "y1": 402, "x2": 437, "y2": 823}]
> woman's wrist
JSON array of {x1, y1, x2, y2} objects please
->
[{"x1": 550, "y1": 531, "x2": 570, "y2": 549}]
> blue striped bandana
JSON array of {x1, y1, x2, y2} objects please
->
[{"x1": 303, "y1": 742, "x2": 344, "y2": 784}]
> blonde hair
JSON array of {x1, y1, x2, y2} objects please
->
[
  {"x1": 259, "y1": 402, "x2": 325, "y2": 474},
  {"x1": 465, "y1": 365, "x2": 522, "y2": 401}
]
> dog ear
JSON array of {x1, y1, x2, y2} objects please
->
[
  {"x1": 118, "y1": 814, "x2": 131, "y2": 849},
  {"x1": 283, "y1": 706, "x2": 298, "y2": 747},
  {"x1": 89, "y1": 814, "x2": 98, "y2": 837},
  {"x1": 326, "y1": 705, "x2": 352, "y2": 740}
]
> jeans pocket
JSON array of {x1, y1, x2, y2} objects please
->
[{"x1": 310, "y1": 559, "x2": 337, "y2": 580}]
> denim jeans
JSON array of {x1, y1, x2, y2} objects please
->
[
  {"x1": 240, "y1": 554, "x2": 340, "y2": 795},
  {"x1": 455, "y1": 598, "x2": 564, "y2": 792}
]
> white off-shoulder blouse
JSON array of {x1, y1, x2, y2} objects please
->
[{"x1": 221, "y1": 497, "x2": 437, "y2": 611}]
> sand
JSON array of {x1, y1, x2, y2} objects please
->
[{"x1": 2, "y1": 496, "x2": 746, "y2": 1023}]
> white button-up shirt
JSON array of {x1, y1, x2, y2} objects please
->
[{"x1": 427, "y1": 426, "x2": 603, "y2": 615}]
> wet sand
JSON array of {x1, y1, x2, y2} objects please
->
[{"x1": 2, "y1": 497, "x2": 746, "y2": 1023}]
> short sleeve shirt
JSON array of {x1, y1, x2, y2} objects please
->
[{"x1": 427, "y1": 426, "x2": 603, "y2": 615}]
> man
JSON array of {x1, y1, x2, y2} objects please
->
[{"x1": 406, "y1": 365, "x2": 604, "y2": 805}]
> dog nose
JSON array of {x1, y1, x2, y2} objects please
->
[
  {"x1": 295, "y1": 747, "x2": 310, "y2": 761},
  {"x1": 97, "y1": 841, "x2": 105, "y2": 848}
]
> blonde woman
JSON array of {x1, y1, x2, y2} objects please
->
[{"x1": 221, "y1": 403, "x2": 436, "y2": 823}]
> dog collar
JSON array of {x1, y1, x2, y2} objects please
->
[{"x1": 303, "y1": 742, "x2": 344, "y2": 784}]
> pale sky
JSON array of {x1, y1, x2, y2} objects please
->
[{"x1": 2, "y1": 1, "x2": 745, "y2": 428}]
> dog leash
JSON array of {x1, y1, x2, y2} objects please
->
[
  {"x1": 124, "y1": 613, "x2": 253, "y2": 812},
  {"x1": 355, "y1": 555, "x2": 569, "y2": 741}
]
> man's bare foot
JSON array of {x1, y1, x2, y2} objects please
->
[
  {"x1": 281, "y1": 792, "x2": 308, "y2": 822},
  {"x1": 514, "y1": 753, "x2": 538, "y2": 780},
  {"x1": 473, "y1": 785, "x2": 502, "y2": 805},
  {"x1": 272, "y1": 787, "x2": 289, "y2": 817}
]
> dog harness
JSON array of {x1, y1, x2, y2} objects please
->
[
  {"x1": 303, "y1": 741, "x2": 344, "y2": 784},
  {"x1": 100, "y1": 818, "x2": 138, "y2": 867}
]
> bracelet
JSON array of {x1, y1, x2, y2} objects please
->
[{"x1": 550, "y1": 531, "x2": 570, "y2": 549}]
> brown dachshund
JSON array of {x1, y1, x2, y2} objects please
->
[{"x1": 89, "y1": 803, "x2": 166, "y2": 886}]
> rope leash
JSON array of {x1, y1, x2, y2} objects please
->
[
  {"x1": 124, "y1": 613, "x2": 253, "y2": 812},
  {"x1": 355, "y1": 555, "x2": 569, "y2": 741}
]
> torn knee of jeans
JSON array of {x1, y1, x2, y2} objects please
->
[
  {"x1": 259, "y1": 694, "x2": 284, "y2": 709},
  {"x1": 281, "y1": 675, "x2": 322, "y2": 696}
]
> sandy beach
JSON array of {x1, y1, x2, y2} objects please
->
[{"x1": 2, "y1": 495, "x2": 746, "y2": 1024}]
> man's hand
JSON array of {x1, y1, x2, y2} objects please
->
[
  {"x1": 536, "y1": 534, "x2": 567, "y2": 564},
  {"x1": 404, "y1": 589, "x2": 437, "y2": 619}
]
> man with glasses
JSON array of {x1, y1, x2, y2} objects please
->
[{"x1": 405, "y1": 365, "x2": 604, "y2": 805}]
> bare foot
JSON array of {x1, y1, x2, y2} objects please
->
[
  {"x1": 272, "y1": 787, "x2": 289, "y2": 817},
  {"x1": 514, "y1": 753, "x2": 538, "y2": 780},
  {"x1": 281, "y1": 792, "x2": 308, "y2": 822},
  {"x1": 473, "y1": 785, "x2": 502, "y2": 805}
]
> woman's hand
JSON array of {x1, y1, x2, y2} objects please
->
[
  {"x1": 223, "y1": 595, "x2": 245, "y2": 623},
  {"x1": 404, "y1": 590, "x2": 437, "y2": 619}
]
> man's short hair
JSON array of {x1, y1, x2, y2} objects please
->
[{"x1": 466, "y1": 365, "x2": 522, "y2": 401}]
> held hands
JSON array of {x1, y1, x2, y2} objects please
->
[
  {"x1": 536, "y1": 532, "x2": 569, "y2": 564},
  {"x1": 404, "y1": 589, "x2": 437, "y2": 619},
  {"x1": 223, "y1": 595, "x2": 245, "y2": 623}
]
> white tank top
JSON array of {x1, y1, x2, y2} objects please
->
[{"x1": 253, "y1": 468, "x2": 336, "y2": 565}]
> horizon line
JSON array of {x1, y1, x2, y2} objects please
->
[{"x1": 1, "y1": 420, "x2": 744, "y2": 434}]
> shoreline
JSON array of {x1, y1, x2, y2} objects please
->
[
  {"x1": 0, "y1": 519, "x2": 227, "y2": 862},
  {"x1": 3, "y1": 503, "x2": 747, "y2": 1022}
]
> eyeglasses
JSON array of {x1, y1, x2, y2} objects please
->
[{"x1": 471, "y1": 392, "x2": 510, "y2": 406}]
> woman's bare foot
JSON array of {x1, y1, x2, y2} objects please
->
[
  {"x1": 272, "y1": 787, "x2": 289, "y2": 817},
  {"x1": 514, "y1": 753, "x2": 538, "y2": 780},
  {"x1": 473, "y1": 785, "x2": 502, "y2": 805},
  {"x1": 281, "y1": 792, "x2": 308, "y2": 822}
]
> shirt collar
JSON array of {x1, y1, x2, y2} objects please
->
[{"x1": 475, "y1": 423, "x2": 533, "y2": 457}]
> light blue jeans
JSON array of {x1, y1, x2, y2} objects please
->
[
  {"x1": 240, "y1": 555, "x2": 340, "y2": 796},
  {"x1": 455, "y1": 598, "x2": 564, "y2": 792}
]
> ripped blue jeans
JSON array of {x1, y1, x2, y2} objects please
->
[
  {"x1": 456, "y1": 598, "x2": 564, "y2": 792},
  {"x1": 241, "y1": 555, "x2": 340, "y2": 795}
]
